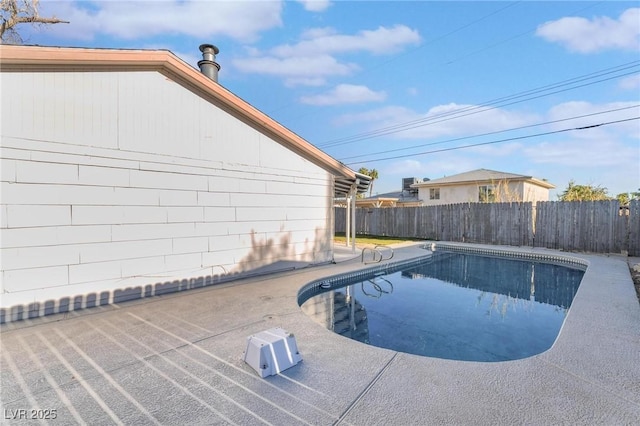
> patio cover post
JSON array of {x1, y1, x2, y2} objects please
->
[
  {"x1": 345, "y1": 192, "x2": 351, "y2": 248},
  {"x1": 351, "y1": 180, "x2": 358, "y2": 253}
]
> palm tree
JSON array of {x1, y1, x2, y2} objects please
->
[
  {"x1": 357, "y1": 167, "x2": 379, "y2": 197},
  {"x1": 356, "y1": 168, "x2": 369, "y2": 199},
  {"x1": 368, "y1": 169, "x2": 378, "y2": 197}
]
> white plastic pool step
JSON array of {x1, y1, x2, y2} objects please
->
[{"x1": 243, "y1": 327, "x2": 302, "y2": 378}]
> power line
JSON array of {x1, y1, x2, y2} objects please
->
[
  {"x1": 345, "y1": 117, "x2": 640, "y2": 166},
  {"x1": 265, "y1": 1, "x2": 525, "y2": 116},
  {"x1": 340, "y1": 104, "x2": 640, "y2": 161},
  {"x1": 271, "y1": 0, "x2": 605, "y2": 128},
  {"x1": 441, "y1": 1, "x2": 604, "y2": 67},
  {"x1": 354, "y1": 1, "x2": 524, "y2": 78},
  {"x1": 318, "y1": 61, "x2": 640, "y2": 148}
]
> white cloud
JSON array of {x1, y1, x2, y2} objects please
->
[
  {"x1": 39, "y1": 0, "x2": 284, "y2": 42},
  {"x1": 338, "y1": 101, "x2": 636, "y2": 196},
  {"x1": 300, "y1": 27, "x2": 338, "y2": 39},
  {"x1": 334, "y1": 105, "x2": 419, "y2": 129},
  {"x1": 296, "y1": 0, "x2": 332, "y2": 12},
  {"x1": 271, "y1": 25, "x2": 421, "y2": 57},
  {"x1": 233, "y1": 24, "x2": 420, "y2": 85},
  {"x1": 285, "y1": 77, "x2": 327, "y2": 87},
  {"x1": 407, "y1": 87, "x2": 419, "y2": 96},
  {"x1": 524, "y1": 137, "x2": 638, "y2": 168},
  {"x1": 619, "y1": 74, "x2": 640, "y2": 90},
  {"x1": 547, "y1": 101, "x2": 640, "y2": 138},
  {"x1": 536, "y1": 8, "x2": 640, "y2": 53},
  {"x1": 36, "y1": 1, "x2": 99, "y2": 41},
  {"x1": 524, "y1": 101, "x2": 640, "y2": 172},
  {"x1": 300, "y1": 84, "x2": 386, "y2": 105},
  {"x1": 336, "y1": 103, "x2": 538, "y2": 139},
  {"x1": 232, "y1": 54, "x2": 358, "y2": 86}
]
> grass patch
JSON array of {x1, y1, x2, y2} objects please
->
[{"x1": 334, "y1": 232, "x2": 424, "y2": 246}]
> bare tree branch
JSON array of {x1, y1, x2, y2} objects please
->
[{"x1": 1, "y1": 0, "x2": 69, "y2": 44}]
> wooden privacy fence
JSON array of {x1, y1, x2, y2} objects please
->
[
  {"x1": 335, "y1": 200, "x2": 640, "y2": 256},
  {"x1": 535, "y1": 200, "x2": 639, "y2": 254}
]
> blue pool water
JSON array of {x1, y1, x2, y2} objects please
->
[{"x1": 299, "y1": 251, "x2": 585, "y2": 362}]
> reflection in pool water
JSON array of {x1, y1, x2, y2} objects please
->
[{"x1": 300, "y1": 252, "x2": 585, "y2": 362}]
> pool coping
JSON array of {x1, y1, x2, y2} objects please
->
[{"x1": 1, "y1": 241, "x2": 639, "y2": 424}]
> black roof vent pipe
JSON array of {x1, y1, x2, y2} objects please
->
[{"x1": 198, "y1": 44, "x2": 220, "y2": 82}]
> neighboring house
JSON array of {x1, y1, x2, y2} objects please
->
[
  {"x1": 351, "y1": 191, "x2": 423, "y2": 208},
  {"x1": 344, "y1": 177, "x2": 424, "y2": 208},
  {"x1": 0, "y1": 44, "x2": 369, "y2": 322},
  {"x1": 412, "y1": 169, "x2": 554, "y2": 206}
]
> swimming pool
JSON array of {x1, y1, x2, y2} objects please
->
[{"x1": 299, "y1": 248, "x2": 586, "y2": 362}]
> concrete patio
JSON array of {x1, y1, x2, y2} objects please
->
[{"x1": 1, "y1": 243, "x2": 639, "y2": 425}]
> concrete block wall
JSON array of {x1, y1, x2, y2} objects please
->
[{"x1": 0, "y1": 70, "x2": 334, "y2": 322}]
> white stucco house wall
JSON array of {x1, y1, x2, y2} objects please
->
[
  {"x1": 413, "y1": 169, "x2": 554, "y2": 206},
  {"x1": 0, "y1": 44, "x2": 369, "y2": 323}
]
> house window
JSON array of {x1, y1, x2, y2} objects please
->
[
  {"x1": 479, "y1": 185, "x2": 496, "y2": 202},
  {"x1": 429, "y1": 188, "x2": 440, "y2": 200}
]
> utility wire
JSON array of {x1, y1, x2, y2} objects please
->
[
  {"x1": 355, "y1": 1, "x2": 524, "y2": 77},
  {"x1": 345, "y1": 117, "x2": 640, "y2": 166},
  {"x1": 265, "y1": 1, "x2": 524, "y2": 115},
  {"x1": 318, "y1": 61, "x2": 640, "y2": 148},
  {"x1": 272, "y1": 0, "x2": 605, "y2": 126},
  {"x1": 442, "y1": 1, "x2": 603, "y2": 66},
  {"x1": 321, "y1": 65, "x2": 638, "y2": 147},
  {"x1": 340, "y1": 104, "x2": 640, "y2": 160}
]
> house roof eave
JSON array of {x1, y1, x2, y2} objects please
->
[
  {"x1": 0, "y1": 44, "x2": 361, "y2": 182},
  {"x1": 412, "y1": 177, "x2": 554, "y2": 188},
  {"x1": 412, "y1": 171, "x2": 555, "y2": 190}
]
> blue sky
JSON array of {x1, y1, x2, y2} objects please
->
[{"x1": 24, "y1": 1, "x2": 640, "y2": 198}]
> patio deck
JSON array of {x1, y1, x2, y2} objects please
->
[{"x1": 1, "y1": 243, "x2": 639, "y2": 425}]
